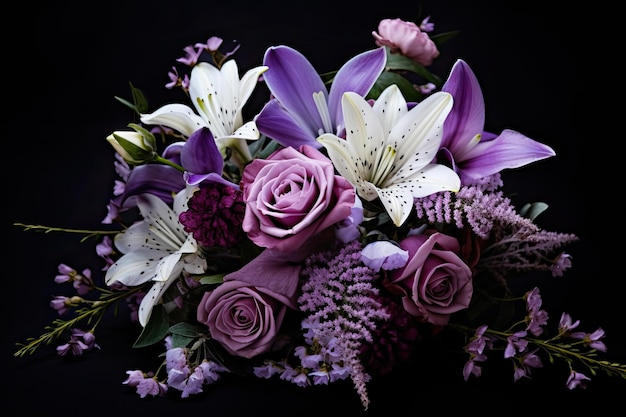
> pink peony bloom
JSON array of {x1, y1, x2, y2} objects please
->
[
  {"x1": 372, "y1": 18, "x2": 440, "y2": 66},
  {"x1": 241, "y1": 145, "x2": 355, "y2": 252},
  {"x1": 385, "y1": 231, "x2": 473, "y2": 326}
]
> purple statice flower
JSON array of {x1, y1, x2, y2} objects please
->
[
  {"x1": 360, "y1": 240, "x2": 409, "y2": 272},
  {"x1": 255, "y1": 45, "x2": 386, "y2": 150},
  {"x1": 566, "y1": 370, "x2": 591, "y2": 389},
  {"x1": 570, "y1": 328, "x2": 607, "y2": 352},
  {"x1": 54, "y1": 264, "x2": 94, "y2": 295},
  {"x1": 123, "y1": 370, "x2": 168, "y2": 398},
  {"x1": 550, "y1": 252, "x2": 573, "y2": 277},
  {"x1": 179, "y1": 183, "x2": 245, "y2": 248}
]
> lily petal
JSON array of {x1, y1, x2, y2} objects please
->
[
  {"x1": 327, "y1": 46, "x2": 387, "y2": 132},
  {"x1": 140, "y1": 103, "x2": 206, "y2": 137},
  {"x1": 441, "y1": 59, "x2": 485, "y2": 157},
  {"x1": 459, "y1": 129, "x2": 556, "y2": 180}
]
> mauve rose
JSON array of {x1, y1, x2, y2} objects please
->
[
  {"x1": 372, "y1": 18, "x2": 440, "y2": 66},
  {"x1": 384, "y1": 231, "x2": 473, "y2": 326},
  {"x1": 197, "y1": 278, "x2": 296, "y2": 359},
  {"x1": 241, "y1": 144, "x2": 355, "y2": 252}
]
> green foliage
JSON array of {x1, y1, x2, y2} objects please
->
[
  {"x1": 519, "y1": 202, "x2": 549, "y2": 221},
  {"x1": 114, "y1": 82, "x2": 149, "y2": 115},
  {"x1": 133, "y1": 305, "x2": 170, "y2": 348}
]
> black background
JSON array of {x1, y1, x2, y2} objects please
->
[{"x1": 4, "y1": 1, "x2": 623, "y2": 415}]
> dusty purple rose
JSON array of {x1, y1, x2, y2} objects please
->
[
  {"x1": 372, "y1": 18, "x2": 440, "y2": 66},
  {"x1": 241, "y1": 144, "x2": 355, "y2": 252},
  {"x1": 385, "y1": 231, "x2": 473, "y2": 326},
  {"x1": 197, "y1": 275, "x2": 296, "y2": 359}
]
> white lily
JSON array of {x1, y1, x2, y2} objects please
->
[
  {"x1": 140, "y1": 60, "x2": 268, "y2": 166},
  {"x1": 318, "y1": 85, "x2": 460, "y2": 227},
  {"x1": 105, "y1": 187, "x2": 206, "y2": 327}
]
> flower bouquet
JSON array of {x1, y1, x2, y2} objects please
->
[{"x1": 12, "y1": 7, "x2": 625, "y2": 412}]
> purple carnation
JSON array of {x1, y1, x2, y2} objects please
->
[{"x1": 179, "y1": 184, "x2": 245, "y2": 248}]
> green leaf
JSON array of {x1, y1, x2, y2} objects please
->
[
  {"x1": 369, "y1": 71, "x2": 423, "y2": 102},
  {"x1": 133, "y1": 304, "x2": 170, "y2": 348},
  {"x1": 169, "y1": 322, "x2": 205, "y2": 338},
  {"x1": 199, "y1": 274, "x2": 225, "y2": 285},
  {"x1": 168, "y1": 322, "x2": 205, "y2": 348},
  {"x1": 384, "y1": 47, "x2": 443, "y2": 86},
  {"x1": 129, "y1": 82, "x2": 149, "y2": 113},
  {"x1": 519, "y1": 202, "x2": 549, "y2": 221},
  {"x1": 430, "y1": 30, "x2": 461, "y2": 47}
]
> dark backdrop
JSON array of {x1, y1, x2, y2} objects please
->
[{"x1": 4, "y1": 1, "x2": 622, "y2": 415}]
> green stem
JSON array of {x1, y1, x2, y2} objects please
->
[
  {"x1": 14, "y1": 285, "x2": 145, "y2": 358},
  {"x1": 155, "y1": 156, "x2": 185, "y2": 172}
]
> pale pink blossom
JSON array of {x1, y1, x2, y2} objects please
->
[{"x1": 372, "y1": 18, "x2": 440, "y2": 66}]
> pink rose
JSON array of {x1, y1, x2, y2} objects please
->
[
  {"x1": 384, "y1": 231, "x2": 473, "y2": 326},
  {"x1": 197, "y1": 263, "x2": 299, "y2": 359},
  {"x1": 372, "y1": 18, "x2": 440, "y2": 66},
  {"x1": 241, "y1": 145, "x2": 355, "y2": 252}
]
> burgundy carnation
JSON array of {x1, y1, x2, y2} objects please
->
[
  {"x1": 359, "y1": 295, "x2": 421, "y2": 375},
  {"x1": 179, "y1": 184, "x2": 245, "y2": 248}
]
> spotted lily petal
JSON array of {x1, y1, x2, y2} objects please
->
[
  {"x1": 140, "y1": 103, "x2": 206, "y2": 137},
  {"x1": 319, "y1": 86, "x2": 460, "y2": 227}
]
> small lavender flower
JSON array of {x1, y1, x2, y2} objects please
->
[
  {"x1": 54, "y1": 264, "x2": 94, "y2": 295},
  {"x1": 123, "y1": 371, "x2": 168, "y2": 398},
  {"x1": 504, "y1": 330, "x2": 528, "y2": 359},
  {"x1": 558, "y1": 312, "x2": 580, "y2": 334},
  {"x1": 525, "y1": 287, "x2": 549, "y2": 336},
  {"x1": 570, "y1": 328, "x2": 607, "y2": 352},
  {"x1": 56, "y1": 329, "x2": 99, "y2": 357},
  {"x1": 566, "y1": 370, "x2": 591, "y2": 389},
  {"x1": 513, "y1": 350, "x2": 543, "y2": 382},
  {"x1": 50, "y1": 295, "x2": 78, "y2": 315},
  {"x1": 550, "y1": 252, "x2": 573, "y2": 277},
  {"x1": 176, "y1": 44, "x2": 203, "y2": 66}
]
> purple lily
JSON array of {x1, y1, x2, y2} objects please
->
[
  {"x1": 438, "y1": 59, "x2": 556, "y2": 184},
  {"x1": 119, "y1": 128, "x2": 236, "y2": 211},
  {"x1": 254, "y1": 45, "x2": 386, "y2": 149},
  {"x1": 118, "y1": 143, "x2": 186, "y2": 210},
  {"x1": 180, "y1": 127, "x2": 238, "y2": 189}
]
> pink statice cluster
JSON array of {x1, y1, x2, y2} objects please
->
[{"x1": 15, "y1": 12, "x2": 625, "y2": 412}]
